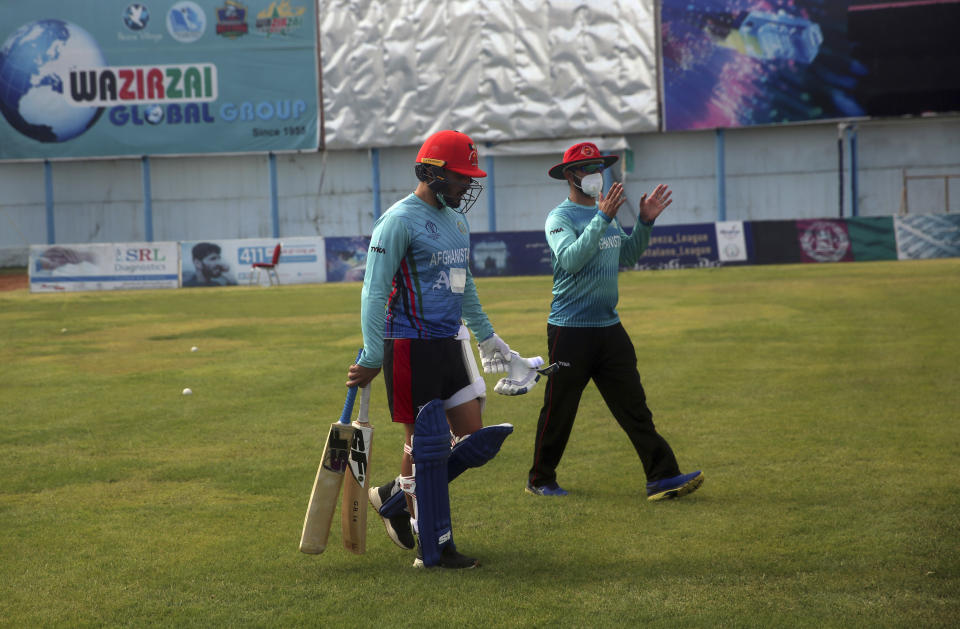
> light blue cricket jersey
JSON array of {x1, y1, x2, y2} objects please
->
[
  {"x1": 545, "y1": 199, "x2": 653, "y2": 327},
  {"x1": 358, "y1": 193, "x2": 494, "y2": 369}
]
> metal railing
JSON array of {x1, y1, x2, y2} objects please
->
[{"x1": 899, "y1": 170, "x2": 960, "y2": 215}]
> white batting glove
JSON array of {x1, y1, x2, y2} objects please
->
[
  {"x1": 494, "y1": 352, "x2": 545, "y2": 396},
  {"x1": 478, "y1": 333, "x2": 512, "y2": 373}
]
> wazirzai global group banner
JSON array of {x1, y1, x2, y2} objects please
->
[{"x1": 0, "y1": 1, "x2": 318, "y2": 160}]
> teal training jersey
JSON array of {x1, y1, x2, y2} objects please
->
[
  {"x1": 545, "y1": 199, "x2": 653, "y2": 327},
  {"x1": 358, "y1": 193, "x2": 494, "y2": 369}
]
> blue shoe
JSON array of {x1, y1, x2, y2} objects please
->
[
  {"x1": 525, "y1": 481, "x2": 569, "y2": 496},
  {"x1": 646, "y1": 470, "x2": 704, "y2": 501}
]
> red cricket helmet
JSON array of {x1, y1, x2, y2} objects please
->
[{"x1": 416, "y1": 130, "x2": 487, "y2": 178}]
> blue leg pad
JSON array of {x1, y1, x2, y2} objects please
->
[
  {"x1": 412, "y1": 399, "x2": 453, "y2": 567},
  {"x1": 378, "y1": 423, "x2": 514, "y2": 519},
  {"x1": 448, "y1": 423, "x2": 513, "y2": 482}
]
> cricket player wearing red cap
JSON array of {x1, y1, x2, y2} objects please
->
[
  {"x1": 527, "y1": 142, "x2": 705, "y2": 501},
  {"x1": 346, "y1": 130, "x2": 530, "y2": 568}
]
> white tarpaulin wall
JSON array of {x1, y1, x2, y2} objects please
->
[{"x1": 319, "y1": 0, "x2": 659, "y2": 149}]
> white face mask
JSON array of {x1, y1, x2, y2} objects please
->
[{"x1": 578, "y1": 172, "x2": 604, "y2": 198}]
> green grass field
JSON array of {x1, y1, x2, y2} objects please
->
[{"x1": 1, "y1": 260, "x2": 958, "y2": 628}]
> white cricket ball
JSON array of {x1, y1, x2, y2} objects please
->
[
  {"x1": 190, "y1": 346, "x2": 198, "y2": 352},
  {"x1": 182, "y1": 388, "x2": 193, "y2": 395},
  {"x1": 61, "y1": 328, "x2": 67, "y2": 333}
]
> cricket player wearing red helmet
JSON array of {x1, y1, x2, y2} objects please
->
[
  {"x1": 347, "y1": 130, "x2": 541, "y2": 568},
  {"x1": 413, "y1": 129, "x2": 486, "y2": 213}
]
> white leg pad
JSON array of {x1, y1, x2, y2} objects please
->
[{"x1": 446, "y1": 332, "x2": 485, "y2": 414}]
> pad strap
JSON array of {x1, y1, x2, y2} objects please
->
[{"x1": 378, "y1": 480, "x2": 407, "y2": 518}]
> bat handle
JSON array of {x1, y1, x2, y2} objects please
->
[
  {"x1": 339, "y1": 348, "x2": 364, "y2": 425},
  {"x1": 356, "y1": 383, "x2": 371, "y2": 424}
]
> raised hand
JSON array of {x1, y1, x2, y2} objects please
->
[
  {"x1": 638, "y1": 184, "x2": 673, "y2": 224},
  {"x1": 598, "y1": 182, "x2": 626, "y2": 220}
]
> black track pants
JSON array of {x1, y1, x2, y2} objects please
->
[{"x1": 528, "y1": 322, "x2": 681, "y2": 487}]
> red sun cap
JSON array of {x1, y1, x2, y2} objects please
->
[
  {"x1": 416, "y1": 130, "x2": 487, "y2": 178},
  {"x1": 548, "y1": 141, "x2": 618, "y2": 179}
]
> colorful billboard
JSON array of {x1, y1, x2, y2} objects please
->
[
  {"x1": 660, "y1": 0, "x2": 960, "y2": 131},
  {"x1": 0, "y1": 1, "x2": 319, "y2": 160}
]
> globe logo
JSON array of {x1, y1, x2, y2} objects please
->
[
  {"x1": 167, "y1": 2, "x2": 207, "y2": 43},
  {"x1": 0, "y1": 20, "x2": 106, "y2": 143},
  {"x1": 123, "y1": 4, "x2": 151, "y2": 31},
  {"x1": 144, "y1": 104, "x2": 164, "y2": 124}
]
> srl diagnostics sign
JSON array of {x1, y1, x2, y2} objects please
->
[{"x1": 29, "y1": 242, "x2": 179, "y2": 292}]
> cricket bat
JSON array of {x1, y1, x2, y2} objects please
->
[
  {"x1": 299, "y1": 351, "x2": 362, "y2": 555},
  {"x1": 341, "y1": 384, "x2": 373, "y2": 554}
]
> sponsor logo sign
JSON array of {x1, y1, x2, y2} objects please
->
[
  {"x1": 123, "y1": 4, "x2": 151, "y2": 31},
  {"x1": 215, "y1": 1, "x2": 248, "y2": 38},
  {"x1": 68, "y1": 64, "x2": 217, "y2": 106},
  {"x1": 715, "y1": 221, "x2": 748, "y2": 262},
  {"x1": 255, "y1": 1, "x2": 306, "y2": 36},
  {"x1": 797, "y1": 219, "x2": 852, "y2": 263},
  {"x1": 29, "y1": 242, "x2": 179, "y2": 292},
  {"x1": 0, "y1": 0, "x2": 318, "y2": 159},
  {"x1": 166, "y1": 1, "x2": 206, "y2": 43}
]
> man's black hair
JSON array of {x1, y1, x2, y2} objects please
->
[{"x1": 192, "y1": 242, "x2": 221, "y2": 261}]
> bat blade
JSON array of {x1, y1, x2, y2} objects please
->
[
  {"x1": 299, "y1": 422, "x2": 354, "y2": 554},
  {"x1": 299, "y1": 353, "x2": 361, "y2": 555},
  {"x1": 341, "y1": 385, "x2": 373, "y2": 554}
]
